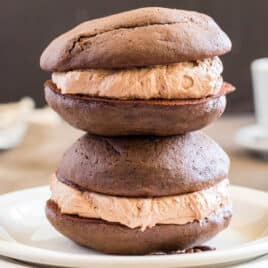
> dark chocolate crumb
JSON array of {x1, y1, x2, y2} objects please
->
[{"x1": 148, "y1": 245, "x2": 215, "y2": 255}]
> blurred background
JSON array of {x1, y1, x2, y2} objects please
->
[{"x1": 1, "y1": 0, "x2": 268, "y2": 112}]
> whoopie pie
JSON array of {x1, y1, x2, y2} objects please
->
[
  {"x1": 40, "y1": 7, "x2": 235, "y2": 136},
  {"x1": 46, "y1": 132, "x2": 232, "y2": 254}
]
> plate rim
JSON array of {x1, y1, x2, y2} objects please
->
[{"x1": 0, "y1": 185, "x2": 268, "y2": 267}]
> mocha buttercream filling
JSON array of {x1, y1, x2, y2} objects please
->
[
  {"x1": 51, "y1": 57, "x2": 223, "y2": 100},
  {"x1": 50, "y1": 175, "x2": 231, "y2": 231}
]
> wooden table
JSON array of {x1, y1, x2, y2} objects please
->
[
  {"x1": 0, "y1": 115, "x2": 267, "y2": 194},
  {"x1": 205, "y1": 116, "x2": 268, "y2": 191}
]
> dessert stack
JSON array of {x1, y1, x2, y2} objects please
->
[{"x1": 40, "y1": 7, "x2": 235, "y2": 255}]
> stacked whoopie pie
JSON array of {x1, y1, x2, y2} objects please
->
[{"x1": 40, "y1": 7, "x2": 235, "y2": 255}]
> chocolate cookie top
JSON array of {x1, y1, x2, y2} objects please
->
[
  {"x1": 40, "y1": 7, "x2": 231, "y2": 71},
  {"x1": 57, "y1": 132, "x2": 229, "y2": 197}
]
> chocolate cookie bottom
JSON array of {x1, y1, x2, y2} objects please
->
[
  {"x1": 46, "y1": 200, "x2": 231, "y2": 255},
  {"x1": 45, "y1": 81, "x2": 234, "y2": 136}
]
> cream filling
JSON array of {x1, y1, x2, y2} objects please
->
[
  {"x1": 50, "y1": 175, "x2": 231, "y2": 231},
  {"x1": 51, "y1": 57, "x2": 223, "y2": 100}
]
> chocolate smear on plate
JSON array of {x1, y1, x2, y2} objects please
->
[{"x1": 148, "y1": 245, "x2": 215, "y2": 255}]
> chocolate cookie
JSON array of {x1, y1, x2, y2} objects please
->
[
  {"x1": 57, "y1": 131, "x2": 229, "y2": 197},
  {"x1": 45, "y1": 81, "x2": 234, "y2": 136},
  {"x1": 40, "y1": 7, "x2": 231, "y2": 71},
  {"x1": 46, "y1": 200, "x2": 231, "y2": 255}
]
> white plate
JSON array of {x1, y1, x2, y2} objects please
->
[
  {"x1": 235, "y1": 124, "x2": 268, "y2": 155},
  {"x1": 0, "y1": 186, "x2": 268, "y2": 268}
]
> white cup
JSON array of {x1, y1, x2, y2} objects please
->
[{"x1": 251, "y1": 58, "x2": 268, "y2": 133}]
